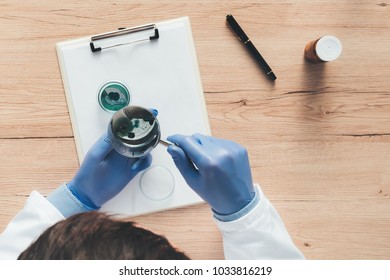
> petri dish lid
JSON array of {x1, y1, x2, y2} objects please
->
[{"x1": 140, "y1": 166, "x2": 175, "y2": 201}]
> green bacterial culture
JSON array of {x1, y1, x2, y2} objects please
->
[{"x1": 98, "y1": 81, "x2": 131, "y2": 113}]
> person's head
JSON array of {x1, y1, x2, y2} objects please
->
[{"x1": 18, "y1": 211, "x2": 189, "y2": 260}]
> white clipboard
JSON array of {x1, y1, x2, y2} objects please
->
[{"x1": 56, "y1": 17, "x2": 211, "y2": 216}]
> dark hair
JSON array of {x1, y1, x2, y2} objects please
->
[{"x1": 18, "y1": 211, "x2": 189, "y2": 260}]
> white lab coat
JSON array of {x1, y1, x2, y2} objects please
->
[
  {"x1": 0, "y1": 186, "x2": 304, "y2": 260},
  {"x1": 214, "y1": 187, "x2": 304, "y2": 259}
]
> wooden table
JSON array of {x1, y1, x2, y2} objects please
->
[{"x1": 1, "y1": 1, "x2": 389, "y2": 259}]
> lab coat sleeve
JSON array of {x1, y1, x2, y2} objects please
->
[
  {"x1": 214, "y1": 185, "x2": 305, "y2": 260},
  {"x1": 0, "y1": 191, "x2": 65, "y2": 260}
]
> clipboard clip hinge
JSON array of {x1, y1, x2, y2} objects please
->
[{"x1": 90, "y1": 23, "x2": 159, "y2": 53}]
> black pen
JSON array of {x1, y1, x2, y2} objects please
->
[{"x1": 226, "y1": 14, "x2": 276, "y2": 81}]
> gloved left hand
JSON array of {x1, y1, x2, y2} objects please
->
[{"x1": 67, "y1": 133, "x2": 152, "y2": 210}]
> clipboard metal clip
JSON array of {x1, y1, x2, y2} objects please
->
[{"x1": 90, "y1": 23, "x2": 159, "y2": 53}]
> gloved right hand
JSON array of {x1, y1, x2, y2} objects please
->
[{"x1": 167, "y1": 133, "x2": 255, "y2": 215}]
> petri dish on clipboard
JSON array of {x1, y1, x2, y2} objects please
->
[{"x1": 98, "y1": 81, "x2": 131, "y2": 113}]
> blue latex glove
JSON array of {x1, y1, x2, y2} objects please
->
[
  {"x1": 67, "y1": 133, "x2": 152, "y2": 209},
  {"x1": 68, "y1": 108, "x2": 158, "y2": 209},
  {"x1": 167, "y1": 133, "x2": 255, "y2": 215}
]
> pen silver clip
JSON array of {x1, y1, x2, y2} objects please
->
[{"x1": 90, "y1": 23, "x2": 159, "y2": 53}]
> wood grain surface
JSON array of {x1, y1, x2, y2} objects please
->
[{"x1": 0, "y1": 1, "x2": 389, "y2": 259}]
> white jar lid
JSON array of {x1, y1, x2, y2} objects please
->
[{"x1": 315, "y1": 35, "x2": 342, "y2": 61}]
